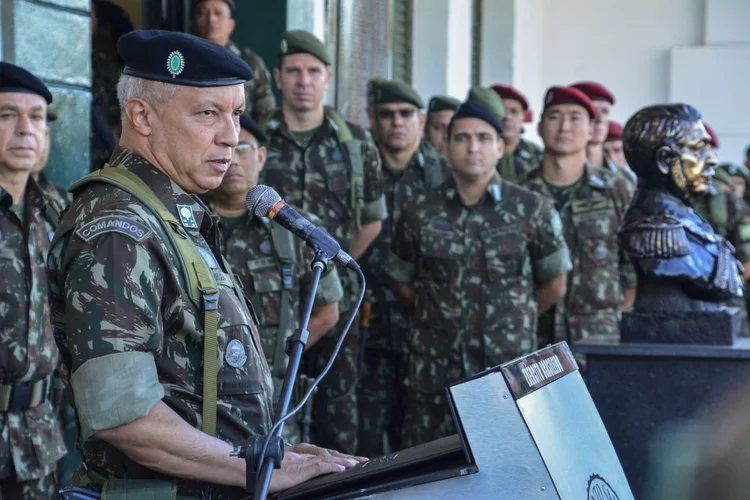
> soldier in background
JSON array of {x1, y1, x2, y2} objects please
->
[
  {"x1": 423, "y1": 95, "x2": 460, "y2": 157},
  {"x1": 32, "y1": 109, "x2": 71, "y2": 210},
  {"x1": 603, "y1": 120, "x2": 637, "y2": 183},
  {"x1": 570, "y1": 81, "x2": 634, "y2": 189},
  {"x1": 386, "y1": 93, "x2": 571, "y2": 448},
  {"x1": 0, "y1": 62, "x2": 66, "y2": 500},
  {"x1": 261, "y1": 30, "x2": 386, "y2": 455},
  {"x1": 358, "y1": 79, "x2": 450, "y2": 456},
  {"x1": 193, "y1": 0, "x2": 276, "y2": 119},
  {"x1": 206, "y1": 114, "x2": 344, "y2": 444},
  {"x1": 717, "y1": 162, "x2": 750, "y2": 201},
  {"x1": 520, "y1": 86, "x2": 636, "y2": 350},
  {"x1": 492, "y1": 84, "x2": 543, "y2": 182}
]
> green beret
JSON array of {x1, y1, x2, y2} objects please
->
[
  {"x1": 717, "y1": 162, "x2": 750, "y2": 182},
  {"x1": 466, "y1": 86, "x2": 506, "y2": 120},
  {"x1": 278, "y1": 30, "x2": 332, "y2": 66},
  {"x1": 366, "y1": 77, "x2": 387, "y2": 107},
  {"x1": 428, "y1": 95, "x2": 460, "y2": 114},
  {"x1": 372, "y1": 79, "x2": 424, "y2": 109},
  {"x1": 713, "y1": 169, "x2": 734, "y2": 189}
]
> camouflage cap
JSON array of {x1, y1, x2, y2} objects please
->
[
  {"x1": 366, "y1": 77, "x2": 387, "y2": 108},
  {"x1": 427, "y1": 95, "x2": 461, "y2": 114},
  {"x1": 717, "y1": 162, "x2": 750, "y2": 182},
  {"x1": 466, "y1": 86, "x2": 506, "y2": 119},
  {"x1": 371, "y1": 79, "x2": 424, "y2": 109},
  {"x1": 278, "y1": 30, "x2": 332, "y2": 66}
]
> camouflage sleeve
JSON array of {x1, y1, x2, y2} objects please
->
[
  {"x1": 530, "y1": 202, "x2": 572, "y2": 282},
  {"x1": 297, "y1": 211, "x2": 345, "y2": 306},
  {"x1": 250, "y1": 55, "x2": 277, "y2": 119},
  {"x1": 51, "y1": 214, "x2": 165, "y2": 440},
  {"x1": 611, "y1": 177, "x2": 638, "y2": 289},
  {"x1": 728, "y1": 194, "x2": 750, "y2": 262},
  {"x1": 384, "y1": 201, "x2": 420, "y2": 283},
  {"x1": 361, "y1": 131, "x2": 387, "y2": 225}
]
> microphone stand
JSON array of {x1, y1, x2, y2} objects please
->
[{"x1": 231, "y1": 252, "x2": 328, "y2": 499}]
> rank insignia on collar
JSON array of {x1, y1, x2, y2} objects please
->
[{"x1": 177, "y1": 204, "x2": 198, "y2": 229}]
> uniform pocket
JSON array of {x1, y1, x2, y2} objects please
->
[
  {"x1": 482, "y1": 227, "x2": 526, "y2": 283},
  {"x1": 26, "y1": 401, "x2": 66, "y2": 468}
]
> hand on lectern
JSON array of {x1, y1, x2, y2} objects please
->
[{"x1": 268, "y1": 443, "x2": 368, "y2": 494}]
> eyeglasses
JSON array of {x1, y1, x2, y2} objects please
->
[
  {"x1": 376, "y1": 108, "x2": 417, "y2": 120},
  {"x1": 235, "y1": 143, "x2": 258, "y2": 156}
]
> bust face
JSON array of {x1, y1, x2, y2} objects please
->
[{"x1": 669, "y1": 120, "x2": 718, "y2": 198}]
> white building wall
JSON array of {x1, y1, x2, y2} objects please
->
[{"x1": 412, "y1": 0, "x2": 750, "y2": 162}]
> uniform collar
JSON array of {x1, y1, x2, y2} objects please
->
[
  {"x1": 445, "y1": 171, "x2": 504, "y2": 204},
  {"x1": 108, "y1": 146, "x2": 212, "y2": 232},
  {"x1": 0, "y1": 174, "x2": 46, "y2": 211}
]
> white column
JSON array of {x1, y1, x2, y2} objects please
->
[
  {"x1": 412, "y1": 0, "x2": 472, "y2": 101},
  {"x1": 479, "y1": 0, "x2": 515, "y2": 87},
  {"x1": 445, "y1": 0, "x2": 472, "y2": 98}
]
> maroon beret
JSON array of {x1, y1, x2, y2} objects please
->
[
  {"x1": 543, "y1": 86, "x2": 597, "y2": 120},
  {"x1": 492, "y1": 84, "x2": 530, "y2": 110},
  {"x1": 605, "y1": 121, "x2": 623, "y2": 142},
  {"x1": 703, "y1": 122, "x2": 719, "y2": 148},
  {"x1": 570, "y1": 81, "x2": 615, "y2": 105},
  {"x1": 523, "y1": 109, "x2": 533, "y2": 123}
]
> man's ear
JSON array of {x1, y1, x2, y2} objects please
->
[
  {"x1": 125, "y1": 98, "x2": 154, "y2": 137},
  {"x1": 656, "y1": 145, "x2": 675, "y2": 175}
]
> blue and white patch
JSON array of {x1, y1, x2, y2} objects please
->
[
  {"x1": 197, "y1": 247, "x2": 218, "y2": 269},
  {"x1": 593, "y1": 244, "x2": 608, "y2": 261},
  {"x1": 177, "y1": 204, "x2": 198, "y2": 229},
  {"x1": 589, "y1": 175, "x2": 606, "y2": 189},
  {"x1": 489, "y1": 183, "x2": 502, "y2": 202},
  {"x1": 549, "y1": 212, "x2": 563, "y2": 237},
  {"x1": 225, "y1": 339, "x2": 247, "y2": 368},
  {"x1": 259, "y1": 240, "x2": 274, "y2": 255},
  {"x1": 48, "y1": 230, "x2": 55, "y2": 242},
  {"x1": 429, "y1": 216, "x2": 454, "y2": 232},
  {"x1": 332, "y1": 149, "x2": 345, "y2": 162},
  {"x1": 75, "y1": 216, "x2": 152, "y2": 243}
]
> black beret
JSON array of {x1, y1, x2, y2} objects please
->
[
  {"x1": 452, "y1": 100, "x2": 504, "y2": 135},
  {"x1": 0, "y1": 62, "x2": 53, "y2": 104},
  {"x1": 118, "y1": 30, "x2": 253, "y2": 87},
  {"x1": 239, "y1": 114, "x2": 267, "y2": 144},
  {"x1": 372, "y1": 80, "x2": 424, "y2": 109},
  {"x1": 278, "y1": 30, "x2": 332, "y2": 66},
  {"x1": 428, "y1": 95, "x2": 460, "y2": 114}
]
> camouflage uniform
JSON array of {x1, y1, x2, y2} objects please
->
[
  {"x1": 261, "y1": 109, "x2": 386, "y2": 454},
  {"x1": 693, "y1": 187, "x2": 750, "y2": 336},
  {"x1": 91, "y1": 49, "x2": 121, "y2": 128},
  {"x1": 496, "y1": 137, "x2": 543, "y2": 183},
  {"x1": 47, "y1": 147, "x2": 275, "y2": 499},
  {"x1": 385, "y1": 173, "x2": 572, "y2": 448},
  {"x1": 357, "y1": 141, "x2": 449, "y2": 456},
  {"x1": 36, "y1": 171, "x2": 71, "y2": 212},
  {"x1": 0, "y1": 178, "x2": 66, "y2": 499},
  {"x1": 227, "y1": 42, "x2": 276, "y2": 120},
  {"x1": 602, "y1": 156, "x2": 638, "y2": 188},
  {"x1": 218, "y1": 210, "x2": 344, "y2": 443},
  {"x1": 520, "y1": 164, "x2": 637, "y2": 347}
]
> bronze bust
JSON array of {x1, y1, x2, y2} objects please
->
[{"x1": 618, "y1": 104, "x2": 743, "y2": 341}]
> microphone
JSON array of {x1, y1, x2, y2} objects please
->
[{"x1": 247, "y1": 185, "x2": 359, "y2": 271}]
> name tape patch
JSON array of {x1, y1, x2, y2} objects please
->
[{"x1": 75, "y1": 216, "x2": 152, "y2": 243}]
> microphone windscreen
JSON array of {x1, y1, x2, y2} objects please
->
[{"x1": 246, "y1": 185, "x2": 281, "y2": 218}]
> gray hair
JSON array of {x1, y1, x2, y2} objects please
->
[{"x1": 116, "y1": 74, "x2": 182, "y2": 119}]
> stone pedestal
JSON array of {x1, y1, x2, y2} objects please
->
[
  {"x1": 572, "y1": 335, "x2": 750, "y2": 499},
  {"x1": 621, "y1": 306, "x2": 741, "y2": 345}
]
